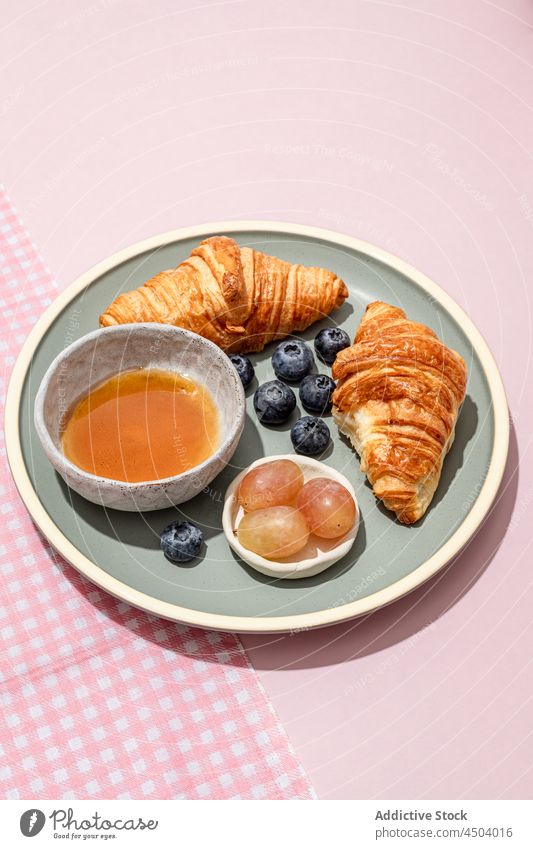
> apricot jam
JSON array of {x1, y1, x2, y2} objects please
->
[{"x1": 62, "y1": 369, "x2": 220, "y2": 482}]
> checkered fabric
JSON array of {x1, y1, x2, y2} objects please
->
[{"x1": 0, "y1": 187, "x2": 314, "y2": 800}]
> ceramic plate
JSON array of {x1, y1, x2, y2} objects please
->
[{"x1": 5, "y1": 222, "x2": 509, "y2": 632}]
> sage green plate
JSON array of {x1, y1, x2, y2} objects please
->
[{"x1": 5, "y1": 222, "x2": 509, "y2": 632}]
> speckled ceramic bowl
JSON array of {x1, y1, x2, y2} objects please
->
[{"x1": 34, "y1": 324, "x2": 245, "y2": 511}]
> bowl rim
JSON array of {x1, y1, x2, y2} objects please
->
[
  {"x1": 222, "y1": 454, "x2": 359, "y2": 578},
  {"x1": 33, "y1": 322, "x2": 245, "y2": 489},
  {"x1": 5, "y1": 219, "x2": 509, "y2": 632}
]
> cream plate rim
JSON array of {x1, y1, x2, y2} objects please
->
[{"x1": 4, "y1": 220, "x2": 510, "y2": 633}]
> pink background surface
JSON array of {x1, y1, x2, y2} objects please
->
[{"x1": 2, "y1": 0, "x2": 532, "y2": 799}]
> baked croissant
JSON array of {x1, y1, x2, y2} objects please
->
[
  {"x1": 100, "y1": 236, "x2": 348, "y2": 353},
  {"x1": 332, "y1": 301, "x2": 467, "y2": 524}
]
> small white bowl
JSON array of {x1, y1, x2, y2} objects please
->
[
  {"x1": 34, "y1": 324, "x2": 245, "y2": 512},
  {"x1": 222, "y1": 455, "x2": 359, "y2": 579}
]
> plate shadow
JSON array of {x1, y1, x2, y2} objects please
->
[{"x1": 243, "y1": 419, "x2": 519, "y2": 670}]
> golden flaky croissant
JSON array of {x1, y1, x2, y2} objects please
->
[
  {"x1": 100, "y1": 236, "x2": 348, "y2": 352},
  {"x1": 332, "y1": 301, "x2": 467, "y2": 524}
]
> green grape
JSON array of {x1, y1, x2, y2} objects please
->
[
  {"x1": 296, "y1": 478, "x2": 356, "y2": 539},
  {"x1": 237, "y1": 460, "x2": 304, "y2": 511},
  {"x1": 237, "y1": 506, "x2": 310, "y2": 560}
]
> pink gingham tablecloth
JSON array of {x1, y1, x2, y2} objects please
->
[{"x1": 0, "y1": 188, "x2": 314, "y2": 801}]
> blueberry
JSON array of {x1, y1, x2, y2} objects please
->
[
  {"x1": 229, "y1": 354, "x2": 255, "y2": 389},
  {"x1": 299, "y1": 374, "x2": 336, "y2": 414},
  {"x1": 290, "y1": 416, "x2": 330, "y2": 455},
  {"x1": 160, "y1": 521, "x2": 203, "y2": 562},
  {"x1": 253, "y1": 380, "x2": 296, "y2": 424},
  {"x1": 272, "y1": 339, "x2": 314, "y2": 382},
  {"x1": 314, "y1": 327, "x2": 351, "y2": 365}
]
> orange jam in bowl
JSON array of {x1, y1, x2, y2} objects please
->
[{"x1": 62, "y1": 368, "x2": 220, "y2": 483}]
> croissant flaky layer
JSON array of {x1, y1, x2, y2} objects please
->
[
  {"x1": 332, "y1": 301, "x2": 467, "y2": 524},
  {"x1": 99, "y1": 236, "x2": 348, "y2": 352}
]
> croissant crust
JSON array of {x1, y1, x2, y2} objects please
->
[
  {"x1": 99, "y1": 236, "x2": 348, "y2": 353},
  {"x1": 332, "y1": 301, "x2": 467, "y2": 524}
]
